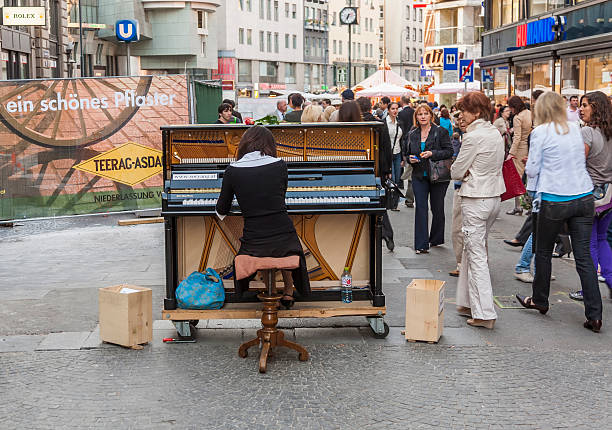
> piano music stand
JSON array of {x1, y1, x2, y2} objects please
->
[{"x1": 236, "y1": 257, "x2": 309, "y2": 373}]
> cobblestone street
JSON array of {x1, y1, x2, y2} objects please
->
[{"x1": 2, "y1": 196, "x2": 612, "y2": 429}]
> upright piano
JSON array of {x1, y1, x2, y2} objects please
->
[{"x1": 161, "y1": 123, "x2": 386, "y2": 315}]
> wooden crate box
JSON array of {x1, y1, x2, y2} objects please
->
[
  {"x1": 99, "y1": 285, "x2": 152, "y2": 349},
  {"x1": 404, "y1": 279, "x2": 445, "y2": 343}
]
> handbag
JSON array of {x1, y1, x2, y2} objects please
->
[
  {"x1": 500, "y1": 158, "x2": 526, "y2": 202},
  {"x1": 429, "y1": 158, "x2": 453, "y2": 183},
  {"x1": 426, "y1": 127, "x2": 452, "y2": 183},
  {"x1": 594, "y1": 183, "x2": 612, "y2": 211},
  {"x1": 176, "y1": 268, "x2": 225, "y2": 310}
]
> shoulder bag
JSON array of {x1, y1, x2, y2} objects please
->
[
  {"x1": 428, "y1": 127, "x2": 452, "y2": 183},
  {"x1": 176, "y1": 268, "x2": 225, "y2": 310}
]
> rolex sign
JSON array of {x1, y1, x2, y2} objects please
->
[{"x1": 3, "y1": 7, "x2": 45, "y2": 26}]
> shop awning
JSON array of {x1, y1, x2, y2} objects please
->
[{"x1": 428, "y1": 81, "x2": 481, "y2": 94}]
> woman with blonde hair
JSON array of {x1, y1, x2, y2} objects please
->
[
  {"x1": 516, "y1": 91, "x2": 602, "y2": 333},
  {"x1": 301, "y1": 104, "x2": 325, "y2": 123},
  {"x1": 404, "y1": 103, "x2": 453, "y2": 253},
  {"x1": 451, "y1": 92, "x2": 505, "y2": 329},
  {"x1": 322, "y1": 105, "x2": 335, "y2": 122}
]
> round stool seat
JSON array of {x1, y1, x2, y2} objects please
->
[{"x1": 234, "y1": 255, "x2": 300, "y2": 280}]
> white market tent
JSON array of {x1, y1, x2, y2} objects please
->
[
  {"x1": 353, "y1": 67, "x2": 411, "y2": 89},
  {"x1": 355, "y1": 82, "x2": 419, "y2": 98},
  {"x1": 428, "y1": 81, "x2": 481, "y2": 94}
]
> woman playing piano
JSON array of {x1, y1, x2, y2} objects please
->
[{"x1": 215, "y1": 126, "x2": 310, "y2": 307}]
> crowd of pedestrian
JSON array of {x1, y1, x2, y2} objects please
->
[{"x1": 214, "y1": 87, "x2": 612, "y2": 333}]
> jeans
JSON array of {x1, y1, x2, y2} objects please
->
[
  {"x1": 515, "y1": 214, "x2": 533, "y2": 244},
  {"x1": 515, "y1": 233, "x2": 533, "y2": 274},
  {"x1": 591, "y1": 211, "x2": 612, "y2": 289},
  {"x1": 456, "y1": 197, "x2": 501, "y2": 320},
  {"x1": 412, "y1": 177, "x2": 449, "y2": 251},
  {"x1": 391, "y1": 153, "x2": 402, "y2": 186},
  {"x1": 533, "y1": 195, "x2": 602, "y2": 321}
]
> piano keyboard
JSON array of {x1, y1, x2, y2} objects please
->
[{"x1": 182, "y1": 196, "x2": 372, "y2": 206}]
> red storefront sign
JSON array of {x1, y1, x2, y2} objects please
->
[
  {"x1": 258, "y1": 83, "x2": 286, "y2": 90},
  {"x1": 221, "y1": 80, "x2": 234, "y2": 90},
  {"x1": 516, "y1": 23, "x2": 528, "y2": 48},
  {"x1": 212, "y1": 57, "x2": 236, "y2": 81}
]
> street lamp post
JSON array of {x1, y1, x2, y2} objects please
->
[{"x1": 78, "y1": 0, "x2": 85, "y2": 77}]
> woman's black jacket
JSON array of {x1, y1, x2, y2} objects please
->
[{"x1": 402, "y1": 124, "x2": 453, "y2": 180}]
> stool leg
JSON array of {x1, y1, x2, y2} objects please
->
[
  {"x1": 238, "y1": 336, "x2": 260, "y2": 358},
  {"x1": 258, "y1": 341, "x2": 271, "y2": 373},
  {"x1": 277, "y1": 331, "x2": 309, "y2": 361}
]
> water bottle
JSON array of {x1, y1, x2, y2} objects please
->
[{"x1": 341, "y1": 267, "x2": 353, "y2": 303}]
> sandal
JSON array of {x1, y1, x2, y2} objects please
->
[
  {"x1": 415, "y1": 249, "x2": 429, "y2": 254},
  {"x1": 280, "y1": 294, "x2": 295, "y2": 310},
  {"x1": 515, "y1": 294, "x2": 548, "y2": 315}
]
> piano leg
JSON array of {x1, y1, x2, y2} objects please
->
[
  {"x1": 164, "y1": 217, "x2": 177, "y2": 310},
  {"x1": 372, "y1": 214, "x2": 385, "y2": 307}
]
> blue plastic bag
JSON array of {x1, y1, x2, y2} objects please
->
[{"x1": 176, "y1": 268, "x2": 225, "y2": 310}]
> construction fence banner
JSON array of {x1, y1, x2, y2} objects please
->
[{"x1": 0, "y1": 75, "x2": 190, "y2": 221}]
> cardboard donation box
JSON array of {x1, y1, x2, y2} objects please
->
[
  {"x1": 404, "y1": 279, "x2": 445, "y2": 343},
  {"x1": 99, "y1": 285, "x2": 152, "y2": 349}
]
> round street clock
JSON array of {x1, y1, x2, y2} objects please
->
[{"x1": 339, "y1": 7, "x2": 358, "y2": 25}]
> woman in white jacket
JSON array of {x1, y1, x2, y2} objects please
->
[{"x1": 451, "y1": 92, "x2": 506, "y2": 329}]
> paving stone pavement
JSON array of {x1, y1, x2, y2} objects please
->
[{"x1": 2, "y1": 195, "x2": 612, "y2": 428}]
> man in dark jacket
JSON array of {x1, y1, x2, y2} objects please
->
[{"x1": 398, "y1": 96, "x2": 414, "y2": 131}]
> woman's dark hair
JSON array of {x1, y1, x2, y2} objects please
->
[
  {"x1": 338, "y1": 101, "x2": 363, "y2": 122},
  {"x1": 456, "y1": 91, "x2": 492, "y2": 122},
  {"x1": 218, "y1": 103, "x2": 232, "y2": 114},
  {"x1": 222, "y1": 99, "x2": 236, "y2": 108},
  {"x1": 389, "y1": 101, "x2": 399, "y2": 110},
  {"x1": 356, "y1": 96, "x2": 372, "y2": 114},
  {"x1": 507, "y1": 96, "x2": 526, "y2": 113},
  {"x1": 440, "y1": 107, "x2": 450, "y2": 119},
  {"x1": 531, "y1": 90, "x2": 544, "y2": 102},
  {"x1": 380, "y1": 96, "x2": 391, "y2": 105},
  {"x1": 236, "y1": 125, "x2": 277, "y2": 160},
  {"x1": 581, "y1": 91, "x2": 612, "y2": 141}
]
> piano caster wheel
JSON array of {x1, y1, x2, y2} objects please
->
[
  {"x1": 367, "y1": 317, "x2": 389, "y2": 339},
  {"x1": 174, "y1": 321, "x2": 197, "y2": 341}
]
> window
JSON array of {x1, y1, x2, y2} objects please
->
[
  {"x1": 247, "y1": 29, "x2": 252, "y2": 45},
  {"x1": 418, "y1": 9, "x2": 422, "y2": 21},
  {"x1": 238, "y1": 59, "x2": 252, "y2": 82},
  {"x1": 413, "y1": 28, "x2": 416, "y2": 41},
  {"x1": 419, "y1": 29, "x2": 422, "y2": 42},
  {"x1": 274, "y1": 1, "x2": 278, "y2": 20},
  {"x1": 274, "y1": 32, "x2": 279, "y2": 53},
  {"x1": 357, "y1": 43, "x2": 361, "y2": 59},
  {"x1": 259, "y1": 61, "x2": 277, "y2": 78},
  {"x1": 305, "y1": 37, "x2": 310, "y2": 55},
  {"x1": 201, "y1": 39, "x2": 207, "y2": 56},
  {"x1": 259, "y1": 0, "x2": 264, "y2": 19},
  {"x1": 333, "y1": 39, "x2": 337, "y2": 55},
  {"x1": 239, "y1": 28, "x2": 244, "y2": 44},
  {"x1": 292, "y1": 34, "x2": 297, "y2": 49},
  {"x1": 259, "y1": 31, "x2": 264, "y2": 51},
  {"x1": 406, "y1": 5, "x2": 410, "y2": 19},
  {"x1": 285, "y1": 62, "x2": 296, "y2": 84},
  {"x1": 285, "y1": 2, "x2": 289, "y2": 17},
  {"x1": 406, "y1": 26, "x2": 410, "y2": 40},
  {"x1": 267, "y1": 31, "x2": 272, "y2": 52},
  {"x1": 419, "y1": 48, "x2": 422, "y2": 62},
  {"x1": 239, "y1": 0, "x2": 244, "y2": 11},
  {"x1": 292, "y1": 4, "x2": 296, "y2": 18},
  {"x1": 339, "y1": 40, "x2": 342, "y2": 55},
  {"x1": 561, "y1": 56, "x2": 586, "y2": 97},
  {"x1": 95, "y1": 43, "x2": 103, "y2": 65},
  {"x1": 332, "y1": 12, "x2": 336, "y2": 25},
  {"x1": 285, "y1": 33, "x2": 289, "y2": 49},
  {"x1": 412, "y1": 48, "x2": 416, "y2": 62},
  {"x1": 197, "y1": 11, "x2": 207, "y2": 29},
  {"x1": 319, "y1": 38, "x2": 322, "y2": 56},
  {"x1": 246, "y1": 0, "x2": 251, "y2": 11},
  {"x1": 312, "y1": 64, "x2": 319, "y2": 84},
  {"x1": 413, "y1": 8, "x2": 417, "y2": 21},
  {"x1": 267, "y1": 0, "x2": 271, "y2": 19}
]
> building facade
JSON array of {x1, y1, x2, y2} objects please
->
[
  {"x1": 328, "y1": 0, "x2": 378, "y2": 89},
  {"x1": 479, "y1": 0, "x2": 612, "y2": 104},
  {"x1": 303, "y1": 0, "x2": 329, "y2": 91},
  {"x1": 380, "y1": 0, "x2": 426, "y2": 85},
  {"x1": 215, "y1": 0, "x2": 305, "y2": 94}
]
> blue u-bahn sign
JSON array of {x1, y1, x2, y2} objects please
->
[{"x1": 116, "y1": 19, "x2": 140, "y2": 42}]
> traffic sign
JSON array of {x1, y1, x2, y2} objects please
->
[
  {"x1": 459, "y1": 59, "x2": 474, "y2": 82},
  {"x1": 482, "y1": 68, "x2": 494, "y2": 83},
  {"x1": 443, "y1": 48, "x2": 458, "y2": 71},
  {"x1": 115, "y1": 19, "x2": 139, "y2": 42}
]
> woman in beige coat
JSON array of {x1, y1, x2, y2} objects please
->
[
  {"x1": 506, "y1": 96, "x2": 532, "y2": 215},
  {"x1": 451, "y1": 92, "x2": 506, "y2": 329}
]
